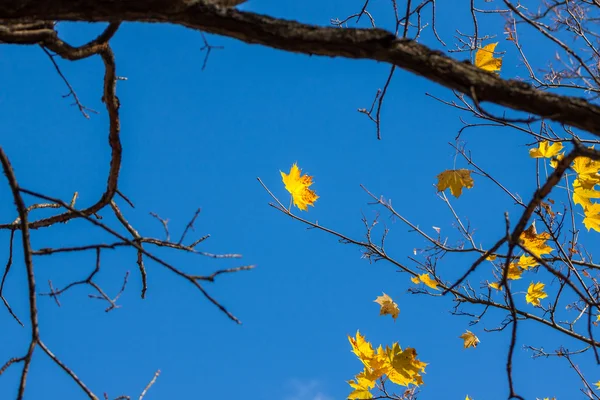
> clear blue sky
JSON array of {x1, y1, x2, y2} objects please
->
[{"x1": 0, "y1": 1, "x2": 597, "y2": 399}]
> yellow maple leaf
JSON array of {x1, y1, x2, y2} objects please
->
[
  {"x1": 347, "y1": 375, "x2": 374, "y2": 399},
  {"x1": 573, "y1": 178, "x2": 600, "y2": 208},
  {"x1": 385, "y1": 343, "x2": 427, "y2": 387},
  {"x1": 506, "y1": 262, "x2": 523, "y2": 280},
  {"x1": 485, "y1": 254, "x2": 497, "y2": 261},
  {"x1": 280, "y1": 163, "x2": 319, "y2": 211},
  {"x1": 526, "y1": 282, "x2": 548, "y2": 307},
  {"x1": 411, "y1": 273, "x2": 439, "y2": 290},
  {"x1": 595, "y1": 380, "x2": 600, "y2": 390},
  {"x1": 549, "y1": 153, "x2": 564, "y2": 169},
  {"x1": 519, "y1": 223, "x2": 553, "y2": 258},
  {"x1": 518, "y1": 254, "x2": 537, "y2": 270},
  {"x1": 349, "y1": 331, "x2": 375, "y2": 364},
  {"x1": 459, "y1": 330, "x2": 480, "y2": 349},
  {"x1": 475, "y1": 43, "x2": 502, "y2": 73},
  {"x1": 573, "y1": 155, "x2": 600, "y2": 189},
  {"x1": 436, "y1": 169, "x2": 474, "y2": 198},
  {"x1": 583, "y1": 203, "x2": 600, "y2": 232},
  {"x1": 489, "y1": 281, "x2": 503, "y2": 291},
  {"x1": 374, "y1": 293, "x2": 399, "y2": 321},
  {"x1": 529, "y1": 141, "x2": 563, "y2": 159},
  {"x1": 466, "y1": 396, "x2": 473, "y2": 400}
]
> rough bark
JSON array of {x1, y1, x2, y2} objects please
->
[{"x1": 2, "y1": 0, "x2": 600, "y2": 136}]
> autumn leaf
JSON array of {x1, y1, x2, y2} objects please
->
[
  {"x1": 489, "y1": 282, "x2": 503, "y2": 291},
  {"x1": 374, "y1": 293, "x2": 400, "y2": 321},
  {"x1": 519, "y1": 223, "x2": 553, "y2": 258},
  {"x1": 411, "y1": 273, "x2": 439, "y2": 290},
  {"x1": 595, "y1": 380, "x2": 600, "y2": 390},
  {"x1": 573, "y1": 155, "x2": 600, "y2": 189},
  {"x1": 485, "y1": 253, "x2": 497, "y2": 261},
  {"x1": 475, "y1": 43, "x2": 502, "y2": 73},
  {"x1": 573, "y1": 178, "x2": 600, "y2": 208},
  {"x1": 436, "y1": 169, "x2": 474, "y2": 198},
  {"x1": 459, "y1": 330, "x2": 480, "y2": 349},
  {"x1": 280, "y1": 163, "x2": 319, "y2": 211},
  {"x1": 347, "y1": 375, "x2": 374, "y2": 399},
  {"x1": 526, "y1": 282, "x2": 548, "y2": 307},
  {"x1": 518, "y1": 254, "x2": 537, "y2": 270},
  {"x1": 349, "y1": 331, "x2": 375, "y2": 364},
  {"x1": 529, "y1": 141, "x2": 563, "y2": 159},
  {"x1": 583, "y1": 203, "x2": 600, "y2": 232},
  {"x1": 549, "y1": 153, "x2": 564, "y2": 169},
  {"x1": 466, "y1": 396, "x2": 473, "y2": 400},
  {"x1": 385, "y1": 343, "x2": 427, "y2": 387},
  {"x1": 506, "y1": 263, "x2": 523, "y2": 280}
]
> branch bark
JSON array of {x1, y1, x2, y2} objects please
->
[{"x1": 2, "y1": 0, "x2": 600, "y2": 135}]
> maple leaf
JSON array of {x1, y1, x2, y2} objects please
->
[
  {"x1": 485, "y1": 254, "x2": 497, "y2": 261},
  {"x1": 595, "y1": 380, "x2": 600, "y2": 390},
  {"x1": 385, "y1": 343, "x2": 427, "y2": 387},
  {"x1": 529, "y1": 141, "x2": 563, "y2": 158},
  {"x1": 411, "y1": 273, "x2": 439, "y2": 290},
  {"x1": 347, "y1": 375, "x2": 374, "y2": 399},
  {"x1": 583, "y1": 203, "x2": 600, "y2": 232},
  {"x1": 549, "y1": 153, "x2": 564, "y2": 169},
  {"x1": 573, "y1": 178, "x2": 600, "y2": 208},
  {"x1": 519, "y1": 223, "x2": 553, "y2": 258},
  {"x1": 526, "y1": 282, "x2": 548, "y2": 307},
  {"x1": 374, "y1": 293, "x2": 400, "y2": 321},
  {"x1": 436, "y1": 169, "x2": 474, "y2": 198},
  {"x1": 489, "y1": 282, "x2": 503, "y2": 291},
  {"x1": 475, "y1": 43, "x2": 502, "y2": 73},
  {"x1": 573, "y1": 155, "x2": 600, "y2": 189},
  {"x1": 280, "y1": 163, "x2": 319, "y2": 211},
  {"x1": 506, "y1": 262, "x2": 523, "y2": 280},
  {"x1": 459, "y1": 330, "x2": 480, "y2": 349},
  {"x1": 349, "y1": 331, "x2": 375, "y2": 364},
  {"x1": 518, "y1": 255, "x2": 537, "y2": 270}
]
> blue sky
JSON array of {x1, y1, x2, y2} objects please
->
[{"x1": 0, "y1": 1, "x2": 598, "y2": 399}]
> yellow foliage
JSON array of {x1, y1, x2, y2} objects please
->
[
  {"x1": 519, "y1": 224, "x2": 553, "y2": 258},
  {"x1": 506, "y1": 263, "x2": 523, "y2": 280},
  {"x1": 573, "y1": 156, "x2": 600, "y2": 188},
  {"x1": 347, "y1": 332, "x2": 427, "y2": 398},
  {"x1": 347, "y1": 375, "x2": 374, "y2": 399},
  {"x1": 411, "y1": 273, "x2": 439, "y2": 290},
  {"x1": 485, "y1": 254, "x2": 497, "y2": 261},
  {"x1": 374, "y1": 293, "x2": 399, "y2": 321},
  {"x1": 385, "y1": 343, "x2": 427, "y2": 387},
  {"x1": 518, "y1": 255, "x2": 537, "y2": 270},
  {"x1": 436, "y1": 169, "x2": 474, "y2": 198},
  {"x1": 459, "y1": 330, "x2": 480, "y2": 349},
  {"x1": 280, "y1": 163, "x2": 319, "y2": 211},
  {"x1": 489, "y1": 282, "x2": 503, "y2": 291},
  {"x1": 475, "y1": 43, "x2": 502, "y2": 73},
  {"x1": 526, "y1": 282, "x2": 548, "y2": 307},
  {"x1": 583, "y1": 203, "x2": 600, "y2": 233},
  {"x1": 595, "y1": 380, "x2": 600, "y2": 390},
  {"x1": 573, "y1": 178, "x2": 600, "y2": 208},
  {"x1": 529, "y1": 141, "x2": 563, "y2": 159}
]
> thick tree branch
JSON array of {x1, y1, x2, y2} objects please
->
[{"x1": 2, "y1": 1, "x2": 600, "y2": 135}]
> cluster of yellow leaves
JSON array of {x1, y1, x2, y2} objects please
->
[
  {"x1": 572, "y1": 155, "x2": 600, "y2": 231},
  {"x1": 374, "y1": 293, "x2": 399, "y2": 321},
  {"x1": 280, "y1": 163, "x2": 318, "y2": 211},
  {"x1": 436, "y1": 169, "x2": 474, "y2": 198},
  {"x1": 459, "y1": 330, "x2": 480, "y2": 349},
  {"x1": 410, "y1": 273, "x2": 439, "y2": 290},
  {"x1": 475, "y1": 43, "x2": 503, "y2": 73},
  {"x1": 526, "y1": 282, "x2": 548, "y2": 307},
  {"x1": 347, "y1": 331, "x2": 427, "y2": 399},
  {"x1": 529, "y1": 142, "x2": 600, "y2": 232}
]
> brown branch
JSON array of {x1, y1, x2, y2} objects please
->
[{"x1": 2, "y1": 2, "x2": 600, "y2": 135}]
